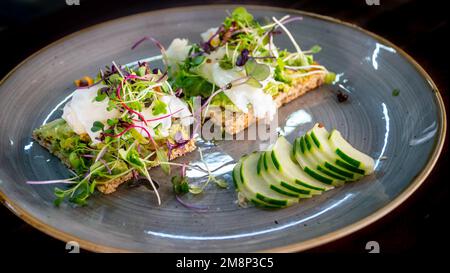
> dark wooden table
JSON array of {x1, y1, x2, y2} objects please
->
[{"x1": 0, "y1": 0, "x2": 448, "y2": 253}]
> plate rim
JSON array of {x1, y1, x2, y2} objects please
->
[{"x1": 0, "y1": 4, "x2": 446, "y2": 253}]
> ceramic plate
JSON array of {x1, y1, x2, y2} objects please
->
[{"x1": 0, "y1": 5, "x2": 446, "y2": 252}]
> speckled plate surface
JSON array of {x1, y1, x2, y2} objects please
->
[{"x1": 0, "y1": 5, "x2": 446, "y2": 252}]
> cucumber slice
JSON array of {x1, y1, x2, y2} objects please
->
[
  {"x1": 295, "y1": 133, "x2": 346, "y2": 186},
  {"x1": 271, "y1": 136, "x2": 334, "y2": 192},
  {"x1": 328, "y1": 129, "x2": 374, "y2": 175},
  {"x1": 262, "y1": 151, "x2": 321, "y2": 195},
  {"x1": 293, "y1": 135, "x2": 342, "y2": 186},
  {"x1": 240, "y1": 153, "x2": 297, "y2": 207},
  {"x1": 307, "y1": 124, "x2": 363, "y2": 180},
  {"x1": 258, "y1": 152, "x2": 313, "y2": 198},
  {"x1": 233, "y1": 159, "x2": 283, "y2": 209}
]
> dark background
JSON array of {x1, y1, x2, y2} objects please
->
[{"x1": 0, "y1": 0, "x2": 448, "y2": 254}]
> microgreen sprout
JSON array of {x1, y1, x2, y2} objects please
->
[{"x1": 272, "y1": 16, "x2": 308, "y2": 66}]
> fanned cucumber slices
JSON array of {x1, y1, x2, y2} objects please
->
[{"x1": 233, "y1": 123, "x2": 375, "y2": 209}]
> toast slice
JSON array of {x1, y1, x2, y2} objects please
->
[
  {"x1": 207, "y1": 72, "x2": 325, "y2": 135},
  {"x1": 32, "y1": 119, "x2": 196, "y2": 194}
]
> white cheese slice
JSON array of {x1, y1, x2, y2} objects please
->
[
  {"x1": 211, "y1": 63, "x2": 277, "y2": 119},
  {"x1": 62, "y1": 85, "x2": 120, "y2": 143},
  {"x1": 165, "y1": 38, "x2": 191, "y2": 68},
  {"x1": 162, "y1": 95, "x2": 194, "y2": 126},
  {"x1": 134, "y1": 95, "x2": 193, "y2": 138}
]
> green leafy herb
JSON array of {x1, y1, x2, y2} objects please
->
[
  {"x1": 274, "y1": 58, "x2": 291, "y2": 84},
  {"x1": 244, "y1": 59, "x2": 270, "y2": 81},
  {"x1": 54, "y1": 196, "x2": 63, "y2": 207},
  {"x1": 106, "y1": 100, "x2": 117, "y2": 111},
  {"x1": 183, "y1": 45, "x2": 206, "y2": 69},
  {"x1": 69, "y1": 151, "x2": 82, "y2": 170},
  {"x1": 89, "y1": 180, "x2": 97, "y2": 194},
  {"x1": 212, "y1": 177, "x2": 228, "y2": 189},
  {"x1": 119, "y1": 145, "x2": 145, "y2": 169},
  {"x1": 127, "y1": 101, "x2": 143, "y2": 112},
  {"x1": 54, "y1": 181, "x2": 90, "y2": 207},
  {"x1": 306, "y1": 55, "x2": 314, "y2": 65},
  {"x1": 152, "y1": 99, "x2": 168, "y2": 115},
  {"x1": 171, "y1": 69, "x2": 215, "y2": 98},
  {"x1": 156, "y1": 148, "x2": 170, "y2": 174},
  {"x1": 392, "y1": 89, "x2": 400, "y2": 97},
  {"x1": 219, "y1": 55, "x2": 234, "y2": 70},
  {"x1": 189, "y1": 185, "x2": 203, "y2": 195},
  {"x1": 91, "y1": 121, "x2": 104, "y2": 132},
  {"x1": 231, "y1": 7, "x2": 254, "y2": 24},
  {"x1": 107, "y1": 118, "x2": 118, "y2": 126},
  {"x1": 171, "y1": 175, "x2": 189, "y2": 194},
  {"x1": 191, "y1": 55, "x2": 206, "y2": 67},
  {"x1": 136, "y1": 66, "x2": 147, "y2": 77},
  {"x1": 129, "y1": 128, "x2": 150, "y2": 144},
  {"x1": 309, "y1": 45, "x2": 322, "y2": 54},
  {"x1": 107, "y1": 74, "x2": 123, "y2": 85},
  {"x1": 95, "y1": 88, "x2": 107, "y2": 102},
  {"x1": 118, "y1": 143, "x2": 161, "y2": 204}
]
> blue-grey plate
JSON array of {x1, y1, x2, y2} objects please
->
[{"x1": 0, "y1": 5, "x2": 446, "y2": 252}]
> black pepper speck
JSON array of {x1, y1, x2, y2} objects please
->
[{"x1": 337, "y1": 90, "x2": 349, "y2": 103}]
